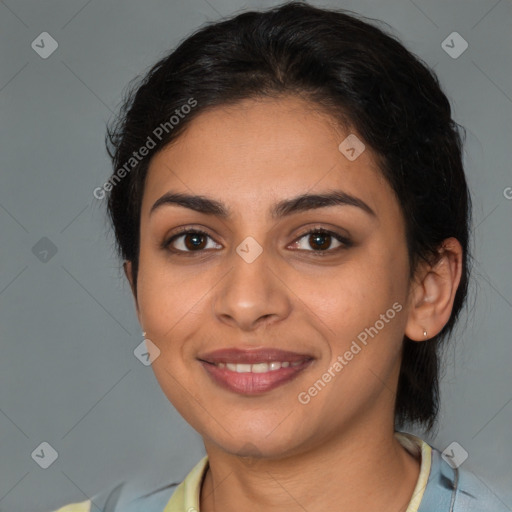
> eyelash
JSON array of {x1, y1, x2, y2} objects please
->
[{"x1": 162, "y1": 226, "x2": 352, "y2": 256}]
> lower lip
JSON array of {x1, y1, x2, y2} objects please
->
[{"x1": 199, "y1": 360, "x2": 313, "y2": 395}]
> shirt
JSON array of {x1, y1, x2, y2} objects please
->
[{"x1": 51, "y1": 432, "x2": 509, "y2": 512}]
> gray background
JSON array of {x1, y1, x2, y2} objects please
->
[{"x1": 0, "y1": 0, "x2": 511, "y2": 510}]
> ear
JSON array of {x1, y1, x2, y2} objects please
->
[
  {"x1": 404, "y1": 237, "x2": 463, "y2": 341},
  {"x1": 123, "y1": 260, "x2": 140, "y2": 317}
]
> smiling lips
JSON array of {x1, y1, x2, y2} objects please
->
[{"x1": 198, "y1": 348, "x2": 314, "y2": 395}]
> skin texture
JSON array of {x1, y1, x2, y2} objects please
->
[{"x1": 124, "y1": 95, "x2": 463, "y2": 512}]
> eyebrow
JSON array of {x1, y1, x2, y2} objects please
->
[{"x1": 149, "y1": 190, "x2": 376, "y2": 219}]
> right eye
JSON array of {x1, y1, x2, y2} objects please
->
[{"x1": 163, "y1": 229, "x2": 222, "y2": 254}]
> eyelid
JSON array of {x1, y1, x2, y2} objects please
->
[{"x1": 294, "y1": 224, "x2": 351, "y2": 241}]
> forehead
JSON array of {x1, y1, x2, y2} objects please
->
[{"x1": 142, "y1": 96, "x2": 392, "y2": 219}]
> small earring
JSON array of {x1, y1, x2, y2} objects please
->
[
  {"x1": 142, "y1": 331, "x2": 146, "y2": 338},
  {"x1": 423, "y1": 329, "x2": 428, "y2": 337}
]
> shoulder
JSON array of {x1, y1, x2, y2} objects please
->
[
  {"x1": 51, "y1": 501, "x2": 91, "y2": 512},
  {"x1": 49, "y1": 480, "x2": 179, "y2": 512},
  {"x1": 49, "y1": 456, "x2": 208, "y2": 512},
  {"x1": 120, "y1": 482, "x2": 180, "y2": 511},
  {"x1": 419, "y1": 445, "x2": 510, "y2": 512}
]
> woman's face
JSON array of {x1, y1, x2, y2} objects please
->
[{"x1": 129, "y1": 95, "x2": 415, "y2": 458}]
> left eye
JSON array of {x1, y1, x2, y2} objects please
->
[{"x1": 292, "y1": 229, "x2": 350, "y2": 252}]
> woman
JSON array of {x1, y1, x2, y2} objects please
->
[{"x1": 53, "y1": 2, "x2": 508, "y2": 511}]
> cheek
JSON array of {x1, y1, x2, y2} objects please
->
[
  {"x1": 135, "y1": 254, "x2": 221, "y2": 374},
  {"x1": 136, "y1": 248, "x2": 199, "y2": 325},
  {"x1": 310, "y1": 246, "x2": 408, "y2": 353},
  {"x1": 135, "y1": 274, "x2": 183, "y2": 359}
]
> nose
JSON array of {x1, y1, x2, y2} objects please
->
[{"x1": 212, "y1": 247, "x2": 292, "y2": 332}]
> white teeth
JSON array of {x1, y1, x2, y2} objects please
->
[
  {"x1": 252, "y1": 363, "x2": 270, "y2": 373},
  {"x1": 216, "y1": 361, "x2": 305, "y2": 373},
  {"x1": 226, "y1": 362, "x2": 252, "y2": 372}
]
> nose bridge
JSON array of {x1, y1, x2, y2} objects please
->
[{"x1": 212, "y1": 240, "x2": 291, "y2": 330}]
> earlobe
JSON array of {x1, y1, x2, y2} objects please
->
[{"x1": 404, "y1": 237, "x2": 463, "y2": 342}]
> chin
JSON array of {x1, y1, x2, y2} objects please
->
[{"x1": 205, "y1": 425, "x2": 311, "y2": 461}]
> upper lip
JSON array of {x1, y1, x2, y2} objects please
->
[{"x1": 197, "y1": 348, "x2": 314, "y2": 364}]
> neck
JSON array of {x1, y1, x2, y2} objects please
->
[{"x1": 200, "y1": 422, "x2": 421, "y2": 512}]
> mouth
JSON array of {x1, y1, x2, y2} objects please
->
[{"x1": 197, "y1": 348, "x2": 315, "y2": 395}]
